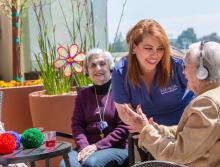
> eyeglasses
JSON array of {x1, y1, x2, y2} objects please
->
[{"x1": 88, "y1": 61, "x2": 107, "y2": 69}]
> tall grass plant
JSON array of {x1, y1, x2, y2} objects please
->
[{"x1": 32, "y1": 0, "x2": 92, "y2": 94}]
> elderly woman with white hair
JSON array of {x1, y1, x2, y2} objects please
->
[
  {"x1": 118, "y1": 41, "x2": 220, "y2": 166},
  {"x1": 59, "y1": 48, "x2": 128, "y2": 167}
]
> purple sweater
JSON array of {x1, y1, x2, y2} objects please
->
[{"x1": 72, "y1": 86, "x2": 128, "y2": 151}]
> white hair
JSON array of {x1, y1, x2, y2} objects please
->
[
  {"x1": 83, "y1": 48, "x2": 115, "y2": 75},
  {"x1": 187, "y1": 41, "x2": 220, "y2": 83}
]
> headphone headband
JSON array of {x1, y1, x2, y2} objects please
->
[
  {"x1": 200, "y1": 41, "x2": 205, "y2": 50},
  {"x1": 196, "y1": 41, "x2": 209, "y2": 80}
]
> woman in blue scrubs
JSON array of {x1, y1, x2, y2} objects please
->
[{"x1": 112, "y1": 19, "x2": 193, "y2": 161}]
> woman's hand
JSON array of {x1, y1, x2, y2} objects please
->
[
  {"x1": 78, "y1": 144, "x2": 97, "y2": 162},
  {"x1": 115, "y1": 103, "x2": 134, "y2": 125}
]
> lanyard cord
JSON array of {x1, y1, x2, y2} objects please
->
[{"x1": 94, "y1": 84, "x2": 111, "y2": 122}]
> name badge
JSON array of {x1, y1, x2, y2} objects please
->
[{"x1": 160, "y1": 84, "x2": 178, "y2": 95}]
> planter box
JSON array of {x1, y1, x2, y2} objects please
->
[
  {"x1": 29, "y1": 90, "x2": 77, "y2": 134},
  {"x1": 0, "y1": 85, "x2": 43, "y2": 133}
]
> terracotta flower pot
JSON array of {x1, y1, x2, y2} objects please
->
[
  {"x1": 0, "y1": 85, "x2": 43, "y2": 133},
  {"x1": 29, "y1": 90, "x2": 77, "y2": 134}
]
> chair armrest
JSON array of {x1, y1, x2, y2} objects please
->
[{"x1": 128, "y1": 133, "x2": 135, "y2": 166}]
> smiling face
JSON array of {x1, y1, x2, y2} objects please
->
[
  {"x1": 87, "y1": 54, "x2": 111, "y2": 85},
  {"x1": 133, "y1": 34, "x2": 164, "y2": 74}
]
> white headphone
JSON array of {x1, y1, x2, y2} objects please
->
[{"x1": 196, "y1": 41, "x2": 209, "y2": 80}]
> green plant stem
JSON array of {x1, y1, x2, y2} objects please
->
[
  {"x1": 57, "y1": 0, "x2": 74, "y2": 41},
  {"x1": 110, "y1": 0, "x2": 128, "y2": 52}
]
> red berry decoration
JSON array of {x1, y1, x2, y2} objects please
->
[{"x1": 0, "y1": 133, "x2": 16, "y2": 154}]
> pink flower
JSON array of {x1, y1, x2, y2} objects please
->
[{"x1": 54, "y1": 44, "x2": 85, "y2": 77}]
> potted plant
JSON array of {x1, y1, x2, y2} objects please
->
[{"x1": 28, "y1": 0, "x2": 92, "y2": 140}]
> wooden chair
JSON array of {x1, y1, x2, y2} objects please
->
[{"x1": 131, "y1": 160, "x2": 188, "y2": 167}]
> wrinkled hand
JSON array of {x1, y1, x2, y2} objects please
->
[
  {"x1": 149, "y1": 117, "x2": 159, "y2": 129},
  {"x1": 123, "y1": 104, "x2": 149, "y2": 134},
  {"x1": 78, "y1": 144, "x2": 97, "y2": 162},
  {"x1": 129, "y1": 116, "x2": 157, "y2": 129},
  {"x1": 130, "y1": 117, "x2": 158, "y2": 139}
]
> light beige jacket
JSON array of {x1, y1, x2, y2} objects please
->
[{"x1": 138, "y1": 86, "x2": 220, "y2": 167}]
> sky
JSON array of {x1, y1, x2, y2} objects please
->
[{"x1": 107, "y1": 0, "x2": 220, "y2": 42}]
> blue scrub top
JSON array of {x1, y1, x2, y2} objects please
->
[{"x1": 112, "y1": 56, "x2": 194, "y2": 126}]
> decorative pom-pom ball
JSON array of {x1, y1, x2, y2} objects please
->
[
  {"x1": 0, "y1": 133, "x2": 16, "y2": 154},
  {"x1": 7, "y1": 131, "x2": 21, "y2": 149},
  {"x1": 21, "y1": 128, "x2": 44, "y2": 149}
]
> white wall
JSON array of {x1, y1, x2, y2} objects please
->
[
  {"x1": 25, "y1": 0, "x2": 108, "y2": 71},
  {"x1": 93, "y1": 0, "x2": 108, "y2": 49}
]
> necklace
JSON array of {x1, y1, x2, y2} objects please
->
[{"x1": 94, "y1": 84, "x2": 111, "y2": 139}]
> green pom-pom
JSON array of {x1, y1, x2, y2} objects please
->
[{"x1": 21, "y1": 128, "x2": 44, "y2": 149}]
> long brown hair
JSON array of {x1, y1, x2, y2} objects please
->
[{"x1": 126, "y1": 19, "x2": 171, "y2": 88}]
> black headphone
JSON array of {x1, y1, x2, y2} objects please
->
[{"x1": 196, "y1": 41, "x2": 209, "y2": 80}]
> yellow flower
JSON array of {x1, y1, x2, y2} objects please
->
[{"x1": 0, "y1": 79, "x2": 42, "y2": 88}]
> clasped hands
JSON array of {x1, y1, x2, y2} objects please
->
[
  {"x1": 78, "y1": 144, "x2": 97, "y2": 162},
  {"x1": 119, "y1": 104, "x2": 157, "y2": 138}
]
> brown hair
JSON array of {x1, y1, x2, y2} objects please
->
[{"x1": 126, "y1": 19, "x2": 172, "y2": 87}]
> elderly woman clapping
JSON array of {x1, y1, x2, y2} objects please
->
[
  {"x1": 119, "y1": 41, "x2": 220, "y2": 166},
  {"x1": 59, "y1": 48, "x2": 128, "y2": 167}
]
